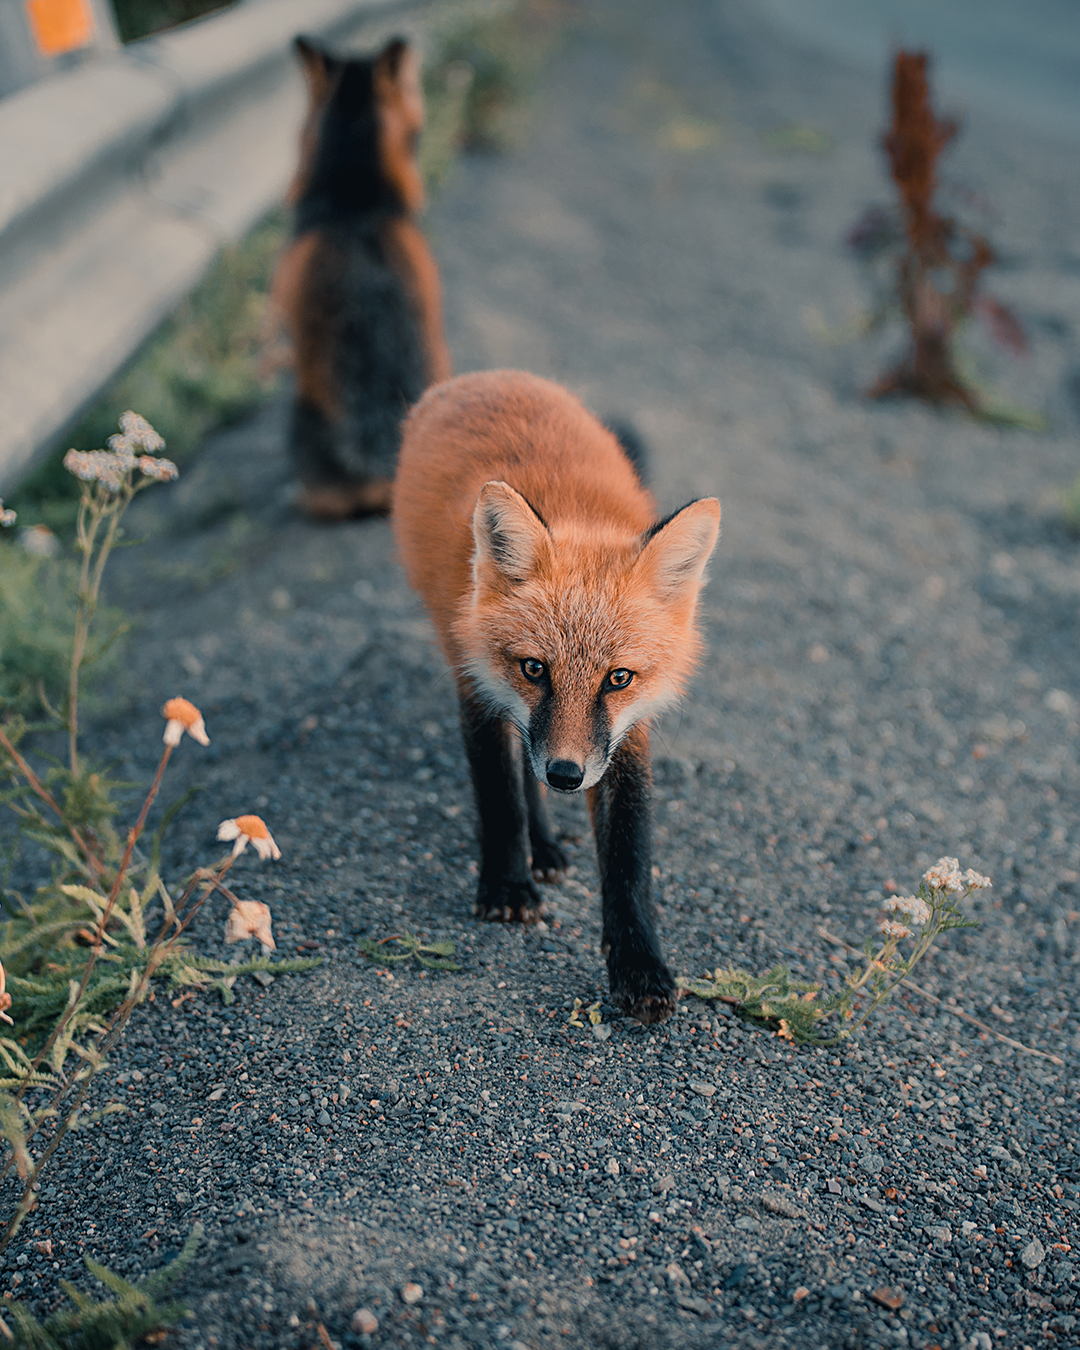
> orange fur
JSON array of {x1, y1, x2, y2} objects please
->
[
  {"x1": 395, "y1": 371, "x2": 719, "y2": 1020},
  {"x1": 267, "y1": 35, "x2": 451, "y2": 517},
  {"x1": 395, "y1": 371, "x2": 719, "y2": 785},
  {"x1": 380, "y1": 217, "x2": 453, "y2": 384},
  {"x1": 374, "y1": 43, "x2": 425, "y2": 215}
]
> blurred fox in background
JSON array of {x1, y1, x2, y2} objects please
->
[{"x1": 269, "y1": 35, "x2": 452, "y2": 520}]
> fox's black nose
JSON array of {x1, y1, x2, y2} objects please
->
[{"x1": 547, "y1": 760, "x2": 585, "y2": 792}]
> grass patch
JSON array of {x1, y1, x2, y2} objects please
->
[
  {"x1": 1060, "y1": 470, "x2": 1080, "y2": 534},
  {"x1": 113, "y1": 0, "x2": 230, "y2": 43},
  {"x1": 11, "y1": 1, "x2": 567, "y2": 536},
  {"x1": 3, "y1": 1, "x2": 568, "y2": 713},
  {"x1": 10, "y1": 211, "x2": 287, "y2": 536}
]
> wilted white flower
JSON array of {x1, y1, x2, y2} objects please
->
[
  {"x1": 879, "y1": 918, "x2": 912, "y2": 939},
  {"x1": 962, "y1": 868, "x2": 992, "y2": 891},
  {"x1": 217, "y1": 815, "x2": 281, "y2": 860},
  {"x1": 885, "y1": 894, "x2": 932, "y2": 925},
  {"x1": 224, "y1": 899, "x2": 275, "y2": 950},
  {"x1": 161, "y1": 697, "x2": 209, "y2": 747},
  {"x1": 19, "y1": 524, "x2": 60, "y2": 558}
]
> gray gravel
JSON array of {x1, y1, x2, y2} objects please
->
[{"x1": 4, "y1": 1, "x2": 1080, "y2": 1347}]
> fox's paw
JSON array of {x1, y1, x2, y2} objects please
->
[
  {"x1": 530, "y1": 837, "x2": 569, "y2": 884},
  {"x1": 608, "y1": 957, "x2": 679, "y2": 1025},
  {"x1": 475, "y1": 878, "x2": 543, "y2": 925}
]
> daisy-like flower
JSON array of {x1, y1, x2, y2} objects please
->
[
  {"x1": 885, "y1": 894, "x2": 932, "y2": 926},
  {"x1": 224, "y1": 899, "x2": 275, "y2": 950},
  {"x1": 217, "y1": 815, "x2": 281, "y2": 860},
  {"x1": 879, "y1": 918, "x2": 912, "y2": 939},
  {"x1": 162, "y1": 697, "x2": 210, "y2": 747}
]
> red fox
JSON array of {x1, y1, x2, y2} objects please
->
[
  {"x1": 269, "y1": 35, "x2": 452, "y2": 520},
  {"x1": 393, "y1": 371, "x2": 720, "y2": 1022}
]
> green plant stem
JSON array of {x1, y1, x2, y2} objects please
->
[
  {"x1": 0, "y1": 858, "x2": 232, "y2": 1247},
  {"x1": 12, "y1": 743, "x2": 172, "y2": 1103},
  {"x1": 69, "y1": 485, "x2": 132, "y2": 775},
  {"x1": 0, "y1": 725, "x2": 104, "y2": 882}
]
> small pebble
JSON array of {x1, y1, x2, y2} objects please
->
[
  {"x1": 351, "y1": 1308, "x2": 378, "y2": 1334},
  {"x1": 1021, "y1": 1238, "x2": 1045, "y2": 1269},
  {"x1": 401, "y1": 1282, "x2": 423, "y2": 1305}
]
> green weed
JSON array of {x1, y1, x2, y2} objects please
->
[
  {"x1": 680, "y1": 857, "x2": 985, "y2": 1045},
  {"x1": 0, "y1": 418, "x2": 318, "y2": 1255},
  {"x1": 357, "y1": 932, "x2": 461, "y2": 972},
  {"x1": 6, "y1": 1222, "x2": 202, "y2": 1348}
]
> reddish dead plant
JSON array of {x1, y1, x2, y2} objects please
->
[{"x1": 864, "y1": 50, "x2": 1019, "y2": 409}]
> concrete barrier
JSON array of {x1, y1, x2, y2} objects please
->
[{"x1": 0, "y1": 0, "x2": 429, "y2": 493}]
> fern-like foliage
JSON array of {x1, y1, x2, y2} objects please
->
[
  {"x1": 7, "y1": 1223, "x2": 201, "y2": 1349},
  {"x1": 356, "y1": 932, "x2": 460, "y2": 971},
  {"x1": 678, "y1": 965, "x2": 841, "y2": 1044}
]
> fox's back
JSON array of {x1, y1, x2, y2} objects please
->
[{"x1": 394, "y1": 371, "x2": 655, "y2": 656}]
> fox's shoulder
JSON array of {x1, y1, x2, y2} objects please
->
[{"x1": 399, "y1": 370, "x2": 653, "y2": 525}]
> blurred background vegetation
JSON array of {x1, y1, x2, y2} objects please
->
[
  {"x1": 113, "y1": 0, "x2": 225, "y2": 43},
  {"x1": 1, "y1": 0, "x2": 568, "y2": 714}
]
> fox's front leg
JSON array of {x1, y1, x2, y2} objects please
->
[
  {"x1": 591, "y1": 724, "x2": 676, "y2": 1023},
  {"x1": 459, "y1": 686, "x2": 544, "y2": 924}
]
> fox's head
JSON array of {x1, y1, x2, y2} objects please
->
[
  {"x1": 457, "y1": 482, "x2": 721, "y2": 792},
  {"x1": 291, "y1": 35, "x2": 425, "y2": 216}
]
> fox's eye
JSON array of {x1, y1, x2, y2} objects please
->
[
  {"x1": 607, "y1": 669, "x2": 634, "y2": 690},
  {"x1": 521, "y1": 658, "x2": 546, "y2": 682}
]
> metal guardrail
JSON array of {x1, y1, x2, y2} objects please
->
[{"x1": 0, "y1": 0, "x2": 428, "y2": 493}]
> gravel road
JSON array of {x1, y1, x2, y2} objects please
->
[{"x1": 5, "y1": 1, "x2": 1080, "y2": 1347}]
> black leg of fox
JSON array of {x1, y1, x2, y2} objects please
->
[
  {"x1": 522, "y1": 770, "x2": 569, "y2": 883},
  {"x1": 459, "y1": 686, "x2": 544, "y2": 923},
  {"x1": 591, "y1": 725, "x2": 676, "y2": 1023}
]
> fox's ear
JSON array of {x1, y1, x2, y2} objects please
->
[
  {"x1": 472, "y1": 482, "x2": 553, "y2": 587},
  {"x1": 376, "y1": 37, "x2": 410, "y2": 81},
  {"x1": 294, "y1": 35, "x2": 338, "y2": 95},
  {"x1": 635, "y1": 498, "x2": 721, "y2": 601}
]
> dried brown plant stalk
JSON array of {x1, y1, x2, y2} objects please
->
[{"x1": 867, "y1": 50, "x2": 1008, "y2": 409}]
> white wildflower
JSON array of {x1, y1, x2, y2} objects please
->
[
  {"x1": 962, "y1": 868, "x2": 992, "y2": 891},
  {"x1": 63, "y1": 449, "x2": 129, "y2": 491},
  {"x1": 923, "y1": 856, "x2": 964, "y2": 893},
  {"x1": 885, "y1": 894, "x2": 932, "y2": 925},
  {"x1": 0, "y1": 499, "x2": 15, "y2": 528},
  {"x1": 879, "y1": 918, "x2": 912, "y2": 939},
  {"x1": 117, "y1": 410, "x2": 165, "y2": 453},
  {"x1": 137, "y1": 455, "x2": 178, "y2": 482}
]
